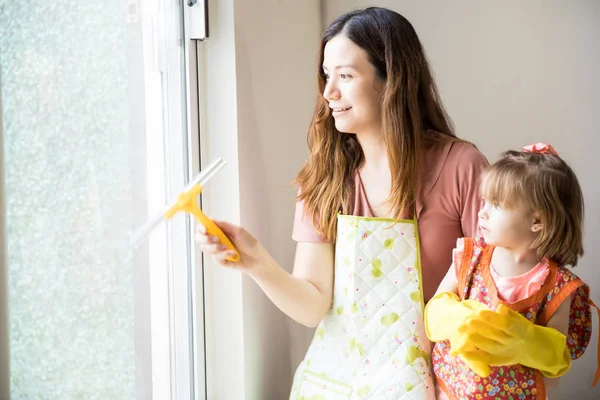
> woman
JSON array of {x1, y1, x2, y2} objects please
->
[{"x1": 197, "y1": 7, "x2": 488, "y2": 399}]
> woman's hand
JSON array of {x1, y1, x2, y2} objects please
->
[{"x1": 195, "y1": 220, "x2": 264, "y2": 271}]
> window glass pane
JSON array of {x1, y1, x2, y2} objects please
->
[{"x1": 0, "y1": 1, "x2": 155, "y2": 397}]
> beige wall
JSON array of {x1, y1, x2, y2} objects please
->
[
  {"x1": 321, "y1": 1, "x2": 599, "y2": 398},
  {"x1": 234, "y1": 0, "x2": 321, "y2": 398},
  {"x1": 200, "y1": 1, "x2": 321, "y2": 398}
]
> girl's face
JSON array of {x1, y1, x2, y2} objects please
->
[
  {"x1": 478, "y1": 198, "x2": 541, "y2": 250},
  {"x1": 322, "y1": 35, "x2": 385, "y2": 136}
]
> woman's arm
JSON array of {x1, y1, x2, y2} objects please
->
[
  {"x1": 455, "y1": 142, "x2": 488, "y2": 237},
  {"x1": 249, "y1": 241, "x2": 334, "y2": 327},
  {"x1": 196, "y1": 222, "x2": 334, "y2": 327}
]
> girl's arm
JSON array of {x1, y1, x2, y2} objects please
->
[
  {"x1": 433, "y1": 263, "x2": 459, "y2": 297},
  {"x1": 544, "y1": 295, "x2": 573, "y2": 396}
]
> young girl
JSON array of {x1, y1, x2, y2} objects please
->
[{"x1": 425, "y1": 142, "x2": 598, "y2": 399}]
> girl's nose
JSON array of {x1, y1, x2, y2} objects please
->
[
  {"x1": 477, "y1": 202, "x2": 489, "y2": 219},
  {"x1": 478, "y1": 207, "x2": 488, "y2": 220}
]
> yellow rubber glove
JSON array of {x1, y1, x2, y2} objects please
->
[
  {"x1": 425, "y1": 292, "x2": 492, "y2": 377},
  {"x1": 454, "y1": 304, "x2": 571, "y2": 378}
]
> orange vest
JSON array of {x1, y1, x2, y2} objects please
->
[{"x1": 433, "y1": 238, "x2": 598, "y2": 400}]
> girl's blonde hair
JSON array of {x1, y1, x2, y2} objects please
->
[{"x1": 481, "y1": 149, "x2": 584, "y2": 266}]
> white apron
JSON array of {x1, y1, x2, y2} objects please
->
[{"x1": 290, "y1": 214, "x2": 435, "y2": 400}]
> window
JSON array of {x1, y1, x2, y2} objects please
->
[{"x1": 0, "y1": 0, "x2": 207, "y2": 397}]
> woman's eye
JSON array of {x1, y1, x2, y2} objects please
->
[
  {"x1": 340, "y1": 74, "x2": 351, "y2": 79},
  {"x1": 323, "y1": 73, "x2": 329, "y2": 81}
]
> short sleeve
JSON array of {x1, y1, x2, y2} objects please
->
[
  {"x1": 450, "y1": 238, "x2": 465, "y2": 281},
  {"x1": 456, "y1": 143, "x2": 489, "y2": 237},
  {"x1": 291, "y1": 196, "x2": 330, "y2": 243}
]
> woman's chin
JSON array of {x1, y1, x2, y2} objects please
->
[{"x1": 333, "y1": 119, "x2": 354, "y2": 133}]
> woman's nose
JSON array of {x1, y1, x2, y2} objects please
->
[{"x1": 323, "y1": 81, "x2": 340, "y2": 101}]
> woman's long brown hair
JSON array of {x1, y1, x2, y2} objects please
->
[{"x1": 296, "y1": 7, "x2": 459, "y2": 240}]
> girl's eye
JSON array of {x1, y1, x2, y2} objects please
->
[
  {"x1": 483, "y1": 199, "x2": 500, "y2": 209},
  {"x1": 323, "y1": 73, "x2": 329, "y2": 81},
  {"x1": 340, "y1": 74, "x2": 351, "y2": 79}
]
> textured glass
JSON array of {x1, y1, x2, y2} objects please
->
[{"x1": 1, "y1": 1, "x2": 136, "y2": 398}]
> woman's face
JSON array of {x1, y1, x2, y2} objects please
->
[{"x1": 322, "y1": 35, "x2": 385, "y2": 136}]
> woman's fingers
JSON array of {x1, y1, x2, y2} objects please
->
[
  {"x1": 195, "y1": 223, "x2": 222, "y2": 246},
  {"x1": 199, "y1": 242, "x2": 227, "y2": 253},
  {"x1": 195, "y1": 223, "x2": 242, "y2": 265},
  {"x1": 212, "y1": 220, "x2": 238, "y2": 235},
  {"x1": 196, "y1": 221, "x2": 239, "y2": 245},
  {"x1": 215, "y1": 250, "x2": 238, "y2": 263},
  {"x1": 196, "y1": 234, "x2": 219, "y2": 245},
  {"x1": 194, "y1": 220, "x2": 255, "y2": 268}
]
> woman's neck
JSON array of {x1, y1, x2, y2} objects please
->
[
  {"x1": 357, "y1": 132, "x2": 388, "y2": 171},
  {"x1": 355, "y1": 132, "x2": 393, "y2": 217}
]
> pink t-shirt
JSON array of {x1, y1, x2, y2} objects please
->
[
  {"x1": 448, "y1": 238, "x2": 551, "y2": 303},
  {"x1": 292, "y1": 140, "x2": 489, "y2": 302},
  {"x1": 436, "y1": 239, "x2": 550, "y2": 400}
]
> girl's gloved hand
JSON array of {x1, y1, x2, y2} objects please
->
[
  {"x1": 454, "y1": 304, "x2": 571, "y2": 378},
  {"x1": 425, "y1": 292, "x2": 493, "y2": 376}
]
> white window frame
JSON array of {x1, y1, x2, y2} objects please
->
[{"x1": 139, "y1": 0, "x2": 208, "y2": 398}]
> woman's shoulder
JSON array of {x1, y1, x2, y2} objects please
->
[
  {"x1": 447, "y1": 140, "x2": 489, "y2": 167},
  {"x1": 426, "y1": 137, "x2": 488, "y2": 175},
  {"x1": 422, "y1": 135, "x2": 488, "y2": 181}
]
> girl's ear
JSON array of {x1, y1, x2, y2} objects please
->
[{"x1": 531, "y1": 214, "x2": 543, "y2": 233}]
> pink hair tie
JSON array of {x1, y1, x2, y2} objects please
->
[{"x1": 522, "y1": 142, "x2": 558, "y2": 156}]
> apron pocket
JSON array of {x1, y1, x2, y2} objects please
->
[{"x1": 296, "y1": 370, "x2": 352, "y2": 399}]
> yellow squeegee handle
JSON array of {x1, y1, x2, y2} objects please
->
[{"x1": 164, "y1": 184, "x2": 240, "y2": 262}]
